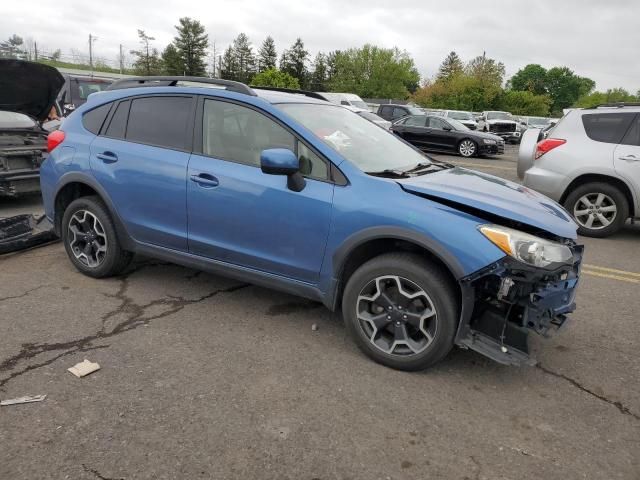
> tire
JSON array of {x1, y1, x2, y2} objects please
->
[
  {"x1": 342, "y1": 252, "x2": 459, "y2": 371},
  {"x1": 458, "y1": 139, "x2": 477, "y2": 157},
  {"x1": 61, "y1": 196, "x2": 133, "y2": 277},
  {"x1": 563, "y1": 182, "x2": 629, "y2": 238}
]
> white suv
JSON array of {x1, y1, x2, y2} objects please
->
[{"x1": 518, "y1": 104, "x2": 640, "y2": 237}]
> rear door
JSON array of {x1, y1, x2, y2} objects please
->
[
  {"x1": 613, "y1": 113, "x2": 640, "y2": 209},
  {"x1": 89, "y1": 95, "x2": 194, "y2": 251},
  {"x1": 186, "y1": 98, "x2": 334, "y2": 283}
]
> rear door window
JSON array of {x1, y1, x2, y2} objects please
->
[
  {"x1": 104, "y1": 100, "x2": 130, "y2": 139},
  {"x1": 126, "y1": 96, "x2": 193, "y2": 150},
  {"x1": 582, "y1": 113, "x2": 636, "y2": 144},
  {"x1": 620, "y1": 114, "x2": 640, "y2": 146},
  {"x1": 405, "y1": 116, "x2": 426, "y2": 127}
]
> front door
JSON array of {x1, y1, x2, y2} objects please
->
[
  {"x1": 614, "y1": 113, "x2": 640, "y2": 208},
  {"x1": 187, "y1": 98, "x2": 334, "y2": 283},
  {"x1": 89, "y1": 95, "x2": 194, "y2": 251}
]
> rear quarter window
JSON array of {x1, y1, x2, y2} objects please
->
[
  {"x1": 82, "y1": 103, "x2": 112, "y2": 134},
  {"x1": 581, "y1": 112, "x2": 636, "y2": 144}
]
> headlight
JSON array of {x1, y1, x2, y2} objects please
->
[
  {"x1": 479, "y1": 224, "x2": 574, "y2": 269},
  {"x1": 482, "y1": 139, "x2": 497, "y2": 144}
]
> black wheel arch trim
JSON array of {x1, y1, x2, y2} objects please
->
[
  {"x1": 53, "y1": 172, "x2": 136, "y2": 251},
  {"x1": 329, "y1": 226, "x2": 466, "y2": 310}
]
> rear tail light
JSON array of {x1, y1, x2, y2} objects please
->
[
  {"x1": 535, "y1": 138, "x2": 565, "y2": 159},
  {"x1": 47, "y1": 130, "x2": 65, "y2": 152}
]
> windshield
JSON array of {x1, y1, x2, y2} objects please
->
[
  {"x1": 350, "y1": 100, "x2": 369, "y2": 109},
  {"x1": 487, "y1": 111, "x2": 514, "y2": 120},
  {"x1": 448, "y1": 111, "x2": 473, "y2": 121},
  {"x1": 528, "y1": 116, "x2": 550, "y2": 126},
  {"x1": 278, "y1": 103, "x2": 430, "y2": 173},
  {"x1": 446, "y1": 118, "x2": 470, "y2": 131}
]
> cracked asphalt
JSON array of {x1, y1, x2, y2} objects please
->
[{"x1": 1, "y1": 146, "x2": 639, "y2": 479}]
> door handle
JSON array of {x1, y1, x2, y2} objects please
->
[
  {"x1": 619, "y1": 154, "x2": 640, "y2": 162},
  {"x1": 96, "y1": 151, "x2": 118, "y2": 163},
  {"x1": 190, "y1": 173, "x2": 219, "y2": 187}
]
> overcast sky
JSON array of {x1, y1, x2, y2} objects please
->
[{"x1": 2, "y1": 0, "x2": 638, "y2": 91}]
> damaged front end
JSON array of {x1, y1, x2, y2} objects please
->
[
  {"x1": 0, "y1": 130, "x2": 48, "y2": 197},
  {"x1": 455, "y1": 243, "x2": 583, "y2": 366}
]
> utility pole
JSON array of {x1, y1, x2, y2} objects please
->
[
  {"x1": 88, "y1": 34, "x2": 97, "y2": 74},
  {"x1": 119, "y1": 44, "x2": 124, "y2": 74},
  {"x1": 211, "y1": 40, "x2": 217, "y2": 77},
  {"x1": 34, "y1": 41, "x2": 38, "y2": 61}
]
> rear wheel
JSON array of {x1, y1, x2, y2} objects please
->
[
  {"x1": 564, "y1": 182, "x2": 628, "y2": 237},
  {"x1": 342, "y1": 253, "x2": 458, "y2": 371},
  {"x1": 61, "y1": 196, "x2": 133, "y2": 277},
  {"x1": 458, "y1": 139, "x2": 477, "y2": 157}
]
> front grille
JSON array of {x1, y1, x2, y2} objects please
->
[{"x1": 490, "y1": 123, "x2": 516, "y2": 133}]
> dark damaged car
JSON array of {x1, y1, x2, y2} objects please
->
[
  {"x1": 41, "y1": 78, "x2": 583, "y2": 370},
  {"x1": 0, "y1": 59, "x2": 64, "y2": 197}
]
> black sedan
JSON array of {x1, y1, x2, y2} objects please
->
[{"x1": 391, "y1": 115, "x2": 505, "y2": 157}]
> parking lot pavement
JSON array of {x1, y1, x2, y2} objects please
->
[{"x1": 1, "y1": 152, "x2": 639, "y2": 479}]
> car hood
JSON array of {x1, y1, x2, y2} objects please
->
[
  {"x1": 487, "y1": 119, "x2": 517, "y2": 125},
  {"x1": 464, "y1": 129, "x2": 503, "y2": 142},
  {"x1": 397, "y1": 167, "x2": 577, "y2": 239},
  {"x1": 0, "y1": 59, "x2": 64, "y2": 121}
]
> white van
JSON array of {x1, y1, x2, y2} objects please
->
[{"x1": 316, "y1": 92, "x2": 370, "y2": 110}]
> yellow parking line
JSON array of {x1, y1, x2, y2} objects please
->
[
  {"x1": 449, "y1": 162, "x2": 514, "y2": 171},
  {"x1": 581, "y1": 270, "x2": 640, "y2": 284},
  {"x1": 583, "y1": 264, "x2": 640, "y2": 278}
]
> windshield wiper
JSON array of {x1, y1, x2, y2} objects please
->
[{"x1": 366, "y1": 169, "x2": 410, "y2": 178}]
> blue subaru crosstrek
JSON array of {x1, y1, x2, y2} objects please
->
[{"x1": 41, "y1": 77, "x2": 583, "y2": 370}]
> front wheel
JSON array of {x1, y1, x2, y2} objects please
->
[
  {"x1": 563, "y1": 182, "x2": 629, "y2": 238},
  {"x1": 342, "y1": 253, "x2": 459, "y2": 371},
  {"x1": 458, "y1": 139, "x2": 477, "y2": 157}
]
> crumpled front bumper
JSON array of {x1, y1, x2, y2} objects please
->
[{"x1": 455, "y1": 244, "x2": 583, "y2": 366}]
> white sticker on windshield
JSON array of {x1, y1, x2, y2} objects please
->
[{"x1": 324, "y1": 130, "x2": 352, "y2": 150}]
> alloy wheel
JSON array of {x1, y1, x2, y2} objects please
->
[
  {"x1": 356, "y1": 275, "x2": 437, "y2": 356},
  {"x1": 68, "y1": 210, "x2": 108, "y2": 268},
  {"x1": 459, "y1": 140, "x2": 476, "y2": 157},
  {"x1": 573, "y1": 193, "x2": 617, "y2": 230}
]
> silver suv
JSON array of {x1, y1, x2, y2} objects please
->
[{"x1": 518, "y1": 104, "x2": 640, "y2": 237}]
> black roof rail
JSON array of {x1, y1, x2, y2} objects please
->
[
  {"x1": 250, "y1": 86, "x2": 328, "y2": 101},
  {"x1": 106, "y1": 76, "x2": 256, "y2": 96},
  {"x1": 586, "y1": 102, "x2": 640, "y2": 109}
]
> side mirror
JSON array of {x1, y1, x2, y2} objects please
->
[{"x1": 260, "y1": 148, "x2": 306, "y2": 192}]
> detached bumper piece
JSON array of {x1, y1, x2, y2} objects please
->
[
  {"x1": 456, "y1": 245, "x2": 583, "y2": 366},
  {"x1": 0, "y1": 214, "x2": 58, "y2": 254}
]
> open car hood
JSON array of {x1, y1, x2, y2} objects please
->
[
  {"x1": 0, "y1": 59, "x2": 64, "y2": 121},
  {"x1": 398, "y1": 167, "x2": 577, "y2": 239}
]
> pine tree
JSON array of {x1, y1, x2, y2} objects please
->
[
  {"x1": 173, "y1": 17, "x2": 209, "y2": 76},
  {"x1": 258, "y1": 36, "x2": 277, "y2": 72},
  {"x1": 130, "y1": 30, "x2": 162, "y2": 76},
  {"x1": 161, "y1": 43, "x2": 182, "y2": 75},
  {"x1": 280, "y1": 38, "x2": 308, "y2": 88},
  {"x1": 231, "y1": 33, "x2": 256, "y2": 84},
  {"x1": 310, "y1": 52, "x2": 328, "y2": 91},
  {"x1": 220, "y1": 45, "x2": 238, "y2": 81},
  {"x1": 437, "y1": 51, "x2": 463, "y2": 82}
]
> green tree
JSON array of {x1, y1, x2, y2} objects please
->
[
  {"x1": 280, "y1": 38, "x2": 308, "y2": 88},
  {"x1": 161, "y1": 43, "x2": 182, "y2": 75},
  {"x1": 220, "y1": 45, "x2": 238, "y2": 80},
  {"x1": 546, "y1": 67, "x2": 594, "y2": 114},
  {"x1": 465, "y1": 54, "x2": 505, "y2": 107},
  {"x1": 437, "y1": 51, "x2": 464, "y2": 82},
  {"x1": 0, "y1": 34, "x2": 25, "y2": 59},
  {"x1": 508, "y1": 64, "x2": 548, "y2": 95},
  {"x1": 574, "y1": 88, "x2": 639, "y2": 108},
  {"x1": 130, "y1": 30, "x2": 162, "y2": 76},
  {"x1": 173, "y1": 17, "x2": 209, "y2": 76},
  {"x1": 257, "y1": 36, "x2": 277, "y2": 72},
  {"x1": 231, "y1": 33, "x2": 256, "y2": 84},
  {"x1": 250, "y1": 68, "x2": 300, "y2": 89},
  {"x1": 309, "y1": 52, "x2": 328, "y2": 91},
  {"x1": 328, "y1": 45, "x2": 420, "y2": 99},
  {"x1": 498, "y1": 90, "x2": 551, "y2": 116}
]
